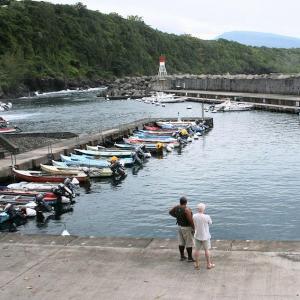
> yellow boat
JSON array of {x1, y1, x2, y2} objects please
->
[{"x1": 41, "y1": 163, "x2": 113, "y2": 178}]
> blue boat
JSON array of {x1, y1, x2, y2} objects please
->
[
  {"x1": 70, "y1": 154, "x2": 135, "y2": 167},
  {"x1": 133, "y1": 133, "x2": 176, "y2": 140},
  {"x1": 75, "y1": 148, "x2": 133, "y2": 158},
  {"x1": 60, "y1": 154, "x2": 110, "y2": 168}
]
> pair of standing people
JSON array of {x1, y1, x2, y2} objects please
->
[{"x1": 169, "y1": 196, "x2": 215, "y2": 270}]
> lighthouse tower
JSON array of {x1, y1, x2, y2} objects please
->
[{"x1": 158, "y1": 55, "x2": 167, "y2": 78}]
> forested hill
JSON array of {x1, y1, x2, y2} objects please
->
[{"x1": 2, "y1": 0, "x2": 300, "y2": 96}]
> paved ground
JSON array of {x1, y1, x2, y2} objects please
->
[{"x1": 0, "y1": 233, "x2": 299, "y2": 300}]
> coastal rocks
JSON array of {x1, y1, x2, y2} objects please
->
[
  {"x1": 0, "y1": 75, "x2": 156, "y2": 100},
  {"x1": 106, "y1": 76, "x2": 156, "y2": 98}
]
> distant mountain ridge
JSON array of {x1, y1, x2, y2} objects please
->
[{"x1": 218, "y1": 31, "x2": 300, "y2": 48}]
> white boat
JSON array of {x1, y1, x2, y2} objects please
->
[
  {"x1": 51, "y1": 161, "x2": 113, "y2": 178},
  {"x1": 156, "y1": 120, "x2": 196, "y2": 129},
  {"x1": 0, "y1": 102, "x2": 12, "y2": 111},
  {"x1": 212, "y1": 99, "x2": 254, "y2": 112},
  {"x1": 142, "y1": 92, "x2": 187, "y2": 103}
]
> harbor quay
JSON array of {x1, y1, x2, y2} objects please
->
[
  {"x1": 0, "y1": 233, "x2": 299, "y2": 300},
  {"x1": 0, "y1": 117, "x2": 213, "y2": 180},
  {"x1": 163, "y1": 89, "x2": 300, "y2": 114}
]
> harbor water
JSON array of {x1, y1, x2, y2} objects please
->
[{"x1": 2, "y1": 91, "x2": 300, "y2": 240}]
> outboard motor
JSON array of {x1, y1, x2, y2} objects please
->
[
  {"x1": 177, "y1": 136, "x2": 188, "y2": 147},
  {"x1": 3, "y1": 203, "x2": 27, "y2": 231},
  {"x1": 136, "y1": 144, "x2": 151, "y2": 158},
  {"x1": 52, "y1": 183, "x2": 74, "y2": 204},
  {"x1": 64, "y1": 177, "x2": 79, "y2": 197},
  {"x1": 132, "y1": 151, "x2": 143, "y2": 165},
  {"x1": 35, "y1": 193, "x2": 53, "y2": 223},
  {"x1": 110, "y1": 159, "x2": 126, "y2": 177}
]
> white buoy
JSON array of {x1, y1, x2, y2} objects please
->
[
  {"x1": 193, "y1": 135, "x2": 199, "y2": 140},
  {"x1": 61, "y1": 223, "x2": 70, "y2": 236},
  {"x1": 186, "y1": 105, "x2": 192, "y2": 109}
]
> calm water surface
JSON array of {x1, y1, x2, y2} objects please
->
[{"x1": 2, "y1": 91, "x2": 300, "y2": 240}]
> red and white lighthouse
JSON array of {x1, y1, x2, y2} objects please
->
[{"x1": 158, "y1": 55, "x2": 167, "y2": 78}]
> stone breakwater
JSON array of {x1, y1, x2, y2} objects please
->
[
  {"x1": 105, "y1": 76, "x2": 156, "y2": 97},
  {"x1": 0, "y1": 76, "x2": 156, "y2": 100},
  {"x1": 163, "y1": 73, "x2": 300, "y2": 95},
  {"x1": 3, "y1": 73, "x2": 300, "y2": 100}
]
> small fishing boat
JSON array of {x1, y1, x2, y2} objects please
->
[
  {"x1": 0, "y1": 189, "x2": 59, "y2": 201},
  {"x1": 51, "y1": 161, "x2": 113, "y2": 178},
  {"x1": 60, "y1": 154, "x2": 110, "y2": 168},
  {"x1": 12, "y1": 168, "x2": 88, "y2": 183},
  {"x1": 0, "y1": 127, "x2": 19, "y2": 134},
  {"x1": 77, "y1": 148, "x2": 133, "y2": 157},
  {"x1": 156, "y1": 121, "x2": 196, "y2": 129},
  {"x1": 136, "y1": 130, "x2": 176, "y2": 136},
  {"x1": 0, "y1": 102, "x2": 12, "y2": 111},
  {"x1": 123, "y1": 138, "x2": 179, "y2": 148},
  {"x1": 126, "y1": 136, "x2": 177, "y2": 144},
  {"x1": 7, "y1": 182, "x2": 64, "y2": 192},
  {"x1": 132, "y1": 133, "x2": 176, "y2": 140},
  {"x1": 144, "y1": 125, "x2": 161, "y2": 131},
  {"x1": 114, "y1": 143, "x2": 159, "y2": 151},
  {"x1": 70, "y1": 153, "x2": 134, "y2": 167},
  {"x1": 40, "y1": 164, "x2": 84, "y2": 176},
  {"x1": 211, "y1": 99, "x2": 254, "y2": 112},
  {"x1": 0, "y1": 194, "x2": 58, "y2": 205}
]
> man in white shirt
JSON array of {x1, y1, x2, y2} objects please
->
[{"x1": 192, "y1": 203, "x2": 215, "y2": 270}]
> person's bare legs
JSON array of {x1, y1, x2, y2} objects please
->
[
  {"x1": 205, "y1": 249, "x2": 215, "y2": 269},
  {"x1": 194, "y1": 249, "x2": 200, "y2": 269}
]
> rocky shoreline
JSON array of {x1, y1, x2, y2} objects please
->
[{"x1": 0, "y1": 76, "x2": 157, "y2": 100}]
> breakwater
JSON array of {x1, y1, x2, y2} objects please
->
[{"x1": 158, "y1": 74, "x2": 300, "y2": 95}]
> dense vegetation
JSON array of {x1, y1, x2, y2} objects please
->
[{"x1": 1, "y1": 0, "x2": 300, "y2": 95}]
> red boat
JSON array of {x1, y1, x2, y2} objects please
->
[
  {"x1": 0, "y1": 189, "x2": 58, "y2": 202},
  {"x1": 0, "y1": 127, "x2": 18, "y2": 133},
  {"x1": 12, "y1": 168, "x2": 88, "y2": 183},
  {"x1": 144, "y1": 125, "x2": 161, "y2": 131}
]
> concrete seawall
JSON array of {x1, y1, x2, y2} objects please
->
[
  {"x1": 157, "y1": 74, "x2": 300, "y2": 96},
  {"x1": 0, "y1": 233, "x2": 299, "y2": 299}
]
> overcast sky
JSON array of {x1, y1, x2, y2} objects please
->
[{"x1": 46, "y1": 0, "x2": 300, "y2": 40}]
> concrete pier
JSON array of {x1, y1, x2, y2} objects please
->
[
  {"x1": 164, "y1": 89, "x2": 300, "y2": 114},
  {"x1": 0, "y1": 117, "x2": 213, "y2": 180},
  {"x1": 0, "y1": 233, "x2": 299, "y2": 300}
]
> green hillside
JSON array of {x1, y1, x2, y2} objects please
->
[{"x1": 1, "y1": 0, "x2": 300, "y2": 95}]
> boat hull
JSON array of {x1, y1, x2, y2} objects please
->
[{"x1": 12, "y1": 168, "x2": 88, "y2": 183}]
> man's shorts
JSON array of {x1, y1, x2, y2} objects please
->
[
  {"x1": 178, "y1": 226, "x2": 193, "y2": 247},
  {"x1": 194, "y1": 238, "x2": 211, "y2": 250}
]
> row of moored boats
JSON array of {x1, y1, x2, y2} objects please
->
[{"x1": 1, "y1": 119, "x2": 210, "y2": 231}]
